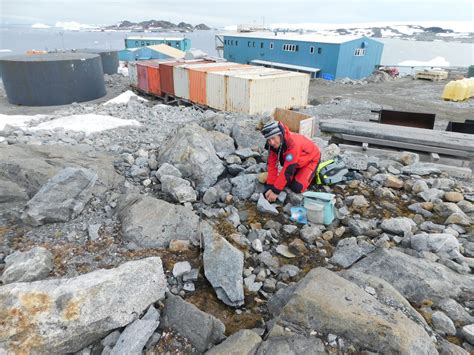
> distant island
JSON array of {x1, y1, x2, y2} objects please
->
[{"x1": 105, "y1": 20, "x2": 211, "y2": 32}]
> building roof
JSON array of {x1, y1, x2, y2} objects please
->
[
  {"x1": 220, "y1": 31, "x2": 367, "y2": 44},
  {"x1": 251, "y1": 60, "x2": 320, "y2": 73},
  {"x1": 147, "y1": 44, "x2": 185, "y2": 58},
  {"x1": 126, "y1": 36, "x2": 187, "y2": 41}
]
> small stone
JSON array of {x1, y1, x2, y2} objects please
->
[
  {"x1": 461, "y1": 324, "x2": 474, "y2": 344},
  {"x1": 252, "y1": 239, "x2": 263, "y2": 253},
  {"x1": 183, "y1": 268, "x2": 199, "y2": 282},
  {"x1": 412, "y1": 180, "x2": 429, "y2": 194},
  {"x1": 432, "y1": 311, "x2": 457, "y2": 335},
  {"x1": 88, "y1": 224, "x2": 101, "y2": 241},
  {"x1": 168, "y1": 239, "x2": 190, "y2": 252},
  {"x1": 283, "y1": 225, "x2": 298, "y2": 234},
  {"x1": 444, "y1": 192, "x2": 464, "y2": 203},
  {"x1": 334, "y1": 226, "x2": 345, "y2": 238},
  {"x1": 172, "y1": 261, "x2": 192, "y2": 277},
  {"x1": 276, "y1": 245, "x2": 296, "y2": 258},
  {"x1": 262, "y1": 278, "x2": 277, "y2": 293},
  {"x1": 203, "y1": 187, "x2": 219, "y2": 205},
  {"x1": 257, "y1": 194, "x2": 279, "y2": 215},
  {"x1": 399, "y1": 152, "x2": 419, "y2": 166},
  {"x1": 142, "y1": 178, "x2": 152, "y2": 187},
  {"x1": 445, "y1": 212, "x2": 471, "y2": 226},
  {"x1": 364, "y1": 286, "x2": 377, "y2": 296},
  {"x1": 224, "y1": 194, "x2": 234, "y2": 204},
  {"x1": 384, "y1": 176, "x2": 404, "y2": 189},
  {"x1": 288, "y1": 238, "x2": 307, "y2": 255},
  {"x1": 350, "y1": 195, "x2": 369, "y2": 209},
  {"x1": 183, "y1": 282, "x2": 195, "y2": 292},
  {"x1": 322, "y1": 231, "x2": 333, "y2": 241}
]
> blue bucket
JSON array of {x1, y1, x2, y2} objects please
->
[{"x1": 303, "y1": 191, "x2": 336, "y2": 225}]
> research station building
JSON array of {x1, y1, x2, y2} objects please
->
[{"x1": 218, "y1": 32, "x2": 384, "y2": 80}]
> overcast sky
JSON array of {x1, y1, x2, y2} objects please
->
[{"x1": 2, "y1": 0, "x2": 473, "y2": 27}]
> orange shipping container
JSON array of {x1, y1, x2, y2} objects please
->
[
  {"x1": 188, "y1": 63, "x2": 250, "y2": 106},
  {"x1": 160, "y1": 59, "x2": 214, "y2": 96},
  {"x1": 142, "y1": 60, "x2": 174, "y2": 96}
]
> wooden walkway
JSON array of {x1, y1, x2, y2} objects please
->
[{"x1": 319, "y1": 119, "x2": 474, "y2": 160}]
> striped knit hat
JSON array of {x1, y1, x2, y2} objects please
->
[{"x1": 261, "y1": 121, "x2": 281, "y2": 140}]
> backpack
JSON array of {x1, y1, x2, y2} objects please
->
[{"x1": 315, "y1": 156, "x2": 350, "y2": 185}]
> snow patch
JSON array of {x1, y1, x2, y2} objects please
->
[
  {"x1": 0, "y1": 114, "x2": 49, "y2": 131},
  {"x1": 397, "y1": 56, "x2": 450, "y2": 67},
  {"x1": 29, "y1": 114, "x2": 140, "y2": 136},
  {"x1": 0, "y1": 49, "x2": 12, "y2": 53},
  {"x1": 32, "y1": 23, "x2": 51, "y2": 29},
  {"x1": 55, "y1": 21, "x2": 98, "y2": 31},
  {"x1": 103, "y1": 91, "x2": 147, "y2": 105}
]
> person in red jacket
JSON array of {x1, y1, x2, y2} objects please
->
[{"x1": 262, "y1": 121, "x2": 321, "y2": 202}]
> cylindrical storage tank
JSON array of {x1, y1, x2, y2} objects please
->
[
  {"x1": 467, "y1": 65, "x2": 474, "y2": 78},
  {"x1": 136, "y1": 62, "x2": 149, "y2": 92},
  {"x1": 128, "y1": 61, "x2": 138, "y2": 87},
  {"x1": 0, "y1": 53, "x2": 106, "y2": 106},
  {"x1": 188, "y1": 62, "x2": 247, "y2": 106},
  {"x1": 75, "y1": 49, "x2": 119, "y2": 75}
]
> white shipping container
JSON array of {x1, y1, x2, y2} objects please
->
[
  {"x1": 128, "y1": 62, "x2": 138, "y2": 88},
  {"x1": 206, "y1": 67, "x2": 277, "y2": 111},
  {"x1": 173, "y1": 64, "x2": 190, "y2": 100}
]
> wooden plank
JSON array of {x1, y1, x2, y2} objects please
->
[
  {"x1": 320, "y1": 119, "x2": 474, "y2": 153},
  {"x1": 336, "y1": 133, "x2": 472, "y2": 158}
]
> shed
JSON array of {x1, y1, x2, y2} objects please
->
[{"x1": 118, "y1": 44, "x2": 185, "y2": 62}]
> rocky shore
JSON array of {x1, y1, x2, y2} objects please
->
[{"x1": 0, "y1": 78, "x2": 473, "y2": 354}]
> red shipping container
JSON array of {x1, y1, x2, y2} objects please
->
[{"x1": 136, "y1": 63, "x2": 149, "y2": 92}]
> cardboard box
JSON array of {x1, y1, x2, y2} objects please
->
[{"x1": 274, "y1": 108, "x2": 315, "y2": 138}]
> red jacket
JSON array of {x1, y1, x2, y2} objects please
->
[{"x1": 266, "y1": 123, "x2": 320, "y2": 192}]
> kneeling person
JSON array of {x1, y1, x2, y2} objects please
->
[{"x1": 262, "y1": 121, "x2": 321, "y2": 202}]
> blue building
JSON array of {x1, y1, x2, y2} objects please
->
[
  {"x1": 118, "y1": 44, "x2": 185, "y2": 62},
  {"x1": 219, "y1": 32, "x2": 384, "y2": 80},
  {"x1": 125, "y1": 36, "x2": 191, "y2": 51}
]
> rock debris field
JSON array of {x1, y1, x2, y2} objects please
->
[{"x1": 0, "y1": 75, "x2": 473, "y2": 354}]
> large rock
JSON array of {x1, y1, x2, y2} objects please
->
[
  {"x1": 157, "y1": 123, "x2": 225, "y2": 189},
  {"x1": 109, "y1": 306, "x2": 160, "y2": 355},
  {"x1": 256, "y1": 335, "x2": 326, "y2": 355},
  {"x1": 350, "y1": 248, "x2": 474, "y2": 303},
  {"x1": 160, "y1": 175, "x2": 197, "y2": 203},
  {"x1": 207, "y1": 130, "x2": 236, "y2": 155},
  {"x1": 205, "y1": 329, "x2": 262, "y2": 355},
  {"x1": 231, "y1": 119, "x2": 265, "y2": 150},
  {"x1": 410, "y1": 233, "x2": 460, "y2": 254},
  {"x1": 0, "y1": 257, "x2": 166, "y2": 354},
  {"x1": 202, "y1": 223, "x2": 244, "y2": 307},
  {"x1": 329, "y1": 237, "x2": 374, "y2": 268},
  {"x1": 23, "y1": 167, "x2": 97, "y2": 225},
  {"x1": 0, "y1": 144, "x2": 124, "y2": 209},
  {"x1": 380, "y1": 217, "x2": 416, "y2": 235},
  {"x1": 272, "y1": 268, "x2": 437, "y2": 354},
  {"x1": 119, "y1": 195, "x2": 200, "y2": 249},
  {"x1": 160, "y1": 293, "x2": 225, "y2": 353},
  {"x1": 2, "y1": 247, "x2": 53, "y2": 284},
  {"x1": 230, "y1": 174, "x2": 257, "y2": 200}
]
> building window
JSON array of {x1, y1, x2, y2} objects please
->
[
  {"x1": 310, "y1": 46, "x2": 315, "y2": 54},
  {"x1": 318, "y1": 47, "x2": 322, "y2": 54},
  {"x1": 260, "y1": 42, "x2": 263, "y2": 48},
  {"x1": 248, "y1": 41, "x2": 251, "y2": 47},
  {"x1": 236, "y1": 40, "x2": 238, "y2": 45},
  {"x1": 135, "y1": 41, "x2": 139, "y2": 46},
  {"x1": 354, "y1": 48, "x2": 366, "y2": 56},
  {"x1": 270, "y1": 42, "x2": 274, "y2": 49},
  {"x1": 283, "y1": 43, "x2": 298, "y2": 52},
  {"x1": 224, "y1": 40, "x2": 227, "y2": 45},
  {"x1": 252, "y1": 41, "x2": 255, "y2": 47}
]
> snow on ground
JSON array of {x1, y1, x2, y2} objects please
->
[
  {"x1": 0, "y1": 114, "x2": 49, "y2": 131},
  {"x1": 397, "y1": 56, "x2": 450, "y2": 67},
  {"x1": 381, "y1": 29, "x2": 402, "y2": 37},
  {"x1": 55, "y1": 21, "x2": 98, "y2": 31},
  {"x1": 103, "y1": 91, "x2": 147, "y2": 105},
  {"x1": 31, "y1": 23, "x2": 51, "y2": 29},
  {"x1": 0, "y1": 49, "x2": 12, "y2": 53},
  {"x1": 29, "y1": 114, "x2": 141, "y2": 136}
]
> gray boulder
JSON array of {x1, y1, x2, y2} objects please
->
[
  {"x1": 0, "y1": 144, "x2": 124, "y2": 210},
  {"x1": 272, "y1": 267, "x2": 437, "y2": 354},
  {"x1": 230, "y1": 174, "x2": 257, "y2": 200},
  {"x1": 2, "y1": 247, "x2": 53, "y2": 284},
  {"x1": 461, "y1": 324, "x2": 474, "y2": 345},
  {"x1": 160, "y1": 175, "x2": 197, "y2": 203},
  {"x1": 350, "y1": 248, "x2": 474, "y2": 303},
  {"x1": 110, "y1": 306, "x2": 160, "y2": 355},
  {"x1": 156, "y1": 163, "x2": 182, "y2": 181},
  {"x1": 330, "y1": 237, "x2": 374, "y2": 268},
  {"x1": 410, "y1": 233, "x2": 460, "y2": 255},
  {"x1": 205, "y1": 329, "x2": 261, "y2": 355},
  {"x1": 119, "y1": 195, "x2": 200, "y2": 248},
  {"x1": 256, "y1": 335, "x2": 326, "y2": 355},
  {"x1": 437, "y1": 298, "x2": 474, "y2": 326},
  {"x1": 207, "y1": 130, "x2": 236, "y2": 155},
  {"x1": 347, "y1": 218, "x2": 378, "y2": 236},
  {"x1": 432, "y1": 311, "x2": 456, "y2": 336},
  {"x1": 158, "y1": 123, "x2": 225, "y2": 189},
  {"x1": 341, "y1": 152, "x2": 368, "y2": 170},
  {"x1": 419, "y1": 189, "x2": 445, "y2": 202},
  {"x1": 380, "y1": 217, "x2": 416, "y2": 235},
  {"x1": 23, "y1": 167, "x2": 97, "y2": 225},
  {"x1": 202, "y1": 223, "x2": 244, "y2": 307},
  {"x1": 161, "y1": 293, "x2": 225, "y2": 353},
  {"x1": 0, "y1": 257, "x2": 166, "y2": 354},
  {"x1": 231, "y1": 119, "x2": 265, "y2": 150},
  {"x1": 402, "y1": 163, "x2": 441, "y2": 176}
]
